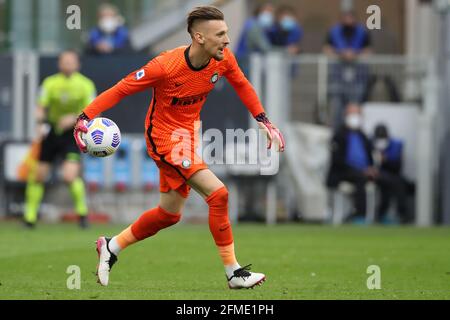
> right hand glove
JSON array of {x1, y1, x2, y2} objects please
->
[
  {"x1": 255, "y1": 112, "x2": 285, "y2": 152},
  {"x1": 73, "y1": 112, "x2": 90, "y2": 153}
]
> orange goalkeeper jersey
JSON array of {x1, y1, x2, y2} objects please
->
[{"x1": 83, "y1": 46, "x2": 265, "y2": 157}]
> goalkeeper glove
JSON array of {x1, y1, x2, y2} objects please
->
[
  {"x1": 73, "y1": 112, "x2": 90, "y2": 153},
  {"x1": 255, "y1": 112, "x2": 285, "y2": 152}
]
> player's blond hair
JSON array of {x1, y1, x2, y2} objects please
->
[{"x1": 187, "y1": 6, "x2": 224, "y2": 36}]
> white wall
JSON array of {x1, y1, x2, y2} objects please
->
[{"x1": 285, "y1": 122, "x2": 331, "y2": 221}]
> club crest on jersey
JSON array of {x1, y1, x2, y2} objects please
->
[
  {"x1": 210, "y1": 72, "x2": 219, "y2": 84},
  {"x1": 135, "y1": 69, "x2": 145, "y2": 80}
]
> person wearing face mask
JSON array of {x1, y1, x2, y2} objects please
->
[
  {"x1": 267, "y1": 5, "x2": 303, "y2": 55},
  {"x1": 372, "y1": 124, "x2": 410, "y2": 224},
  {"x1": 235, "y1": 3, "x2": 274, "y2": 63},
  {"x1": 87, "y1": 3, "x2": 130, "y2": 55},
  {"x1": 323, "y1": 10, "x2": 371, "y2": 61},
  {"x1": 324, "y1": 10, "x2": 372, "y2": 129},
  {"x1": 327, "y1": 104, "x2": 377, "y2": 222}
]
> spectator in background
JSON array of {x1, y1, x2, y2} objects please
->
[
  {"x1": 372, "y1": 124, "x2": 410, "y2": 224},
  {"x1": 268, "y1": 5, "x2": 303, "y2": 55},
  {"x1": 87, "y1": 3, "x2": 130, "y2": 55},
  {"x1": 323, "y1": 10, "x2": 371, "y2": 60},
  {"x1": 324, "y1": 10, "x2": 372, "y2": 129},
  {"x1": 327, "y1": 104, "x2": 377, "y2": 222},
  {"x1": 235, "y1": 3, "x2": 274, "y2": 61}
]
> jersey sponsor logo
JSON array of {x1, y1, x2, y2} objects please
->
[
  {"x1": 210, "y1": 72, "x2": 219, "y2": 84},
  {"x1": 171, "y1": 93, "x2": 208, "y2": 106},
  {"x1": 135, "y1": 69, "x2": 145, "y2": 80}
]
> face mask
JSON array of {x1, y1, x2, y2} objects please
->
[
  {"x1": 99, "y1": 17, "x2": 118, "y2": 34},
  {"x1": 346, "y1": 114, "x2": 362, "y2": 130},
  {"x1": 280, "y1": 16, "x2": 296, "y2": 31},
  {"x1": 375, "y1": 139, "x2": 389, "y2": 150},
  {"x1": 258, "y1": 12, "x2": 274, "y2": 28}
]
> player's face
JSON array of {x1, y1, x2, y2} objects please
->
[
  {"x1": 201, "y1": 20, "x2": 230, "y2": 61},
  {"x1": 58, "y1": 52, "x2": 80, "y2": 76}
]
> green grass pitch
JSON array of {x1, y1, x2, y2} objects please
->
[{"x1": 0, "y1": 221, "x2": 449, "y2": 300}]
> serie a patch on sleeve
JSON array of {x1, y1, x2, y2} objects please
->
[{"x1": 135, "y1": 69, "x2": 145, "y2": 80}]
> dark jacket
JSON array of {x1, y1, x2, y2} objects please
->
[
  {"x1": 379, "y1": 139, "x2": 403, "y2": 175},
  {"x1": 327, "y1": 127, "x2": 373, "y2": 188},
  {"x1": 86, "y1": 26, "x2": 131, "y2": 55}
]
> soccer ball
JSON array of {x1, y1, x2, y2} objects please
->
[{"x1": 83, "y1": 117, "x2": 121, "y2": 157}]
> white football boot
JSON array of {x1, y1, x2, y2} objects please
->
[
  {"x1": 95, "y1": 236, "x2": 118, "y2": 286},
  {"x1": 227, "y1": 264, "x2": 266, "y2": 289}
]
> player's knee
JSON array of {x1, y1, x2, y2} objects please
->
[
  {"x1": 34, "y1": 174, "x2": 46, "y2": 183},
  {"x1": 206, "y1": 186, "x2": 229, "y2": 209},
  {"x1": 159, "y1": 200, "x2": 185, "y2": 215},
  {"x1": 35, "y1": 166, "x2": 49, "y2": 183},
  {"x1": 62, "y1": 172, "x2": 77, "y2": 184},
  {"x1": 159, "y1": 190, "x2": 186, "y2": 214},
  {"x1": 157, "y1": 206, "x2": 181, "y2": 227}
]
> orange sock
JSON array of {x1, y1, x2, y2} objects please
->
[
  {"x1": 115, "y1": 226, "x2": 138, "y2": 250},
  {"x1": 206, "y1": 186, "x2": 234, "y2": 247},
  {"x1": 130, "y1": 206, "x2": 181, "y2": 240},
  {"x1": 217, "y1": 242, "x2": 238, "y2": 266}
]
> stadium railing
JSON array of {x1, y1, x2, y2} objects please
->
[{"x1": 0, "y1": 52, "x2": 440, "y2": 225}]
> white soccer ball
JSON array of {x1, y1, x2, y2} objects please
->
[{"x1": 83, "y1": 117, "x2": 121, "y2": 157}]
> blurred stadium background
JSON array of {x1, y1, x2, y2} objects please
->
[{"x1": 0, "y1": 0, "x2": 449, "y2": 299}]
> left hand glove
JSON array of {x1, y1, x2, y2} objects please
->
[{"x1": 255, "y1": 113, "x2": 285, "y2": 152}]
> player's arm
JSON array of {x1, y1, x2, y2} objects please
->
[
  {"x1": 74, "y1": 58, "x2": 166, "y2": 152},
  {"x1": 223, "y1": 49, "x2": 285, "y2": 152},
  {"x1": 36, "y1": 79, "x2": 50, "y2": 123},
  {"x1": 80, "y1": 58, "x2": 165, "y2": 119},
  {"x1": 58, "y1": 114, "x2": 78, "y2": 131},
  {"x1": 35, "y1": 80, "x2": 51, "y2": 140}
]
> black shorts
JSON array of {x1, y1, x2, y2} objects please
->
[{"x1": 39, "y1": 127, "x2": 81, "y2": 163}]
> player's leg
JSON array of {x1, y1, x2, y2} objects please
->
[
  {"x1": 61, "y1": 157, "x2": 89, "y2": 228},
  {"x1": 110, "y1": 189, "x2": 186, "y2": 252},
  {"x1": 61, "y1": 129, "x2": 89, "y2": 228},
  {"x1": 24, "y1": 162, "x2": 50, "y2": 227},
  {"x1": 96, "y1": 189, "x2": 186, "y2": 286},
  {"x1": 24, "y1": 130, "x2": 57, "y2": 227},
  {"x1": 188, "y1": 169, "x2": 266, "y2": 289}
]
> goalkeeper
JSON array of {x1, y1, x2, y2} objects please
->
[
  {"x1": 74, "y1": 6, "x2": 284, "y2": 289},
  {"x1": 24, "y1": 50, "x2": 96, "y2": 229}
]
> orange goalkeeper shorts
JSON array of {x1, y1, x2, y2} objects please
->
[{"x1": 149, "y1": 148, "x2": 208, "y2": 199}]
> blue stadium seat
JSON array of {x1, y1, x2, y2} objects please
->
[
  {"x1": 112, "y1": 138, "x2": 132, "y2": 192},
  {"x1": 82, "y1": 153, "x2": 105, "y2": 192}
]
